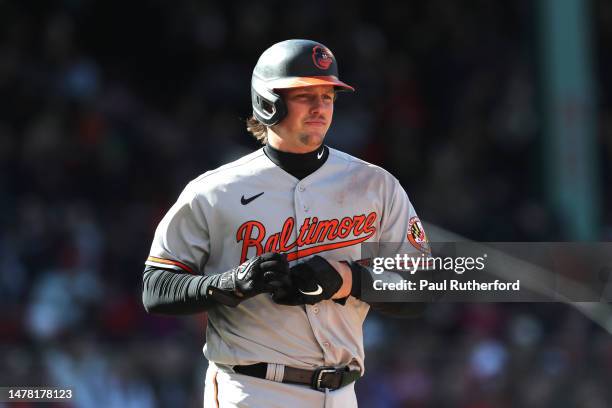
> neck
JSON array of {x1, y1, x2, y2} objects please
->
[{"x1": 263, "y1": 144, "x2": 329, "y2": 180}]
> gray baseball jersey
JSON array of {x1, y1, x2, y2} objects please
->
[{"x1": 146, "y1": 147, "x2": 428, "y2": 374}]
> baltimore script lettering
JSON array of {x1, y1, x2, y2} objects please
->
[{"x1": 236, "y1": 212, "x2": 378, "y2": 263}]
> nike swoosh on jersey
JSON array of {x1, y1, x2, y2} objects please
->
[
  {"x1": 317, "y1": 150, "x2": 324, "y2": 159},
  {"x1": 241, "y1": 192, "x2": 264, "y2": 205},
  {"x1": 299, "y1": 285, "x2": 323, "y2": 296}
]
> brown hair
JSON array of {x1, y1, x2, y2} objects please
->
[{"x1": 246, "y1": 115, "x2": 268, "y2": 144}]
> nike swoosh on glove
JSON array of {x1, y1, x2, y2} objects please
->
[
  {"x1": 272, "y1": 256, "x2": 342, "y2": 305},
  {"x1": 209, "y1": 252, "x2": 291, "y2": 306}
]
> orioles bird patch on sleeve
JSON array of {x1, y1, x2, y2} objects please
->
[{"x1": 407, "y1": 216, "x2": 429, "y2": 252}]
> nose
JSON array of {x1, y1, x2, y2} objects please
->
[{"x1": 309, "y1": 95, "x2": 326, "y2": 113}]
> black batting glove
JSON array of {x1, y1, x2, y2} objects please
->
[
  {"x1": 273, "y1": 256, "x2": 343, "y2": 306},
  {"x1": 208, "y1": 252, "x2": 290, "y2": 306}
]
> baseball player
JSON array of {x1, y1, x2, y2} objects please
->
[{"x1": 142, "y1": 39, "x2": 429, "y2": 407}]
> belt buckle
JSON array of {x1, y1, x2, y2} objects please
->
[{"x1": 312, "y1": 366, "x2": 339, "y2": 391}]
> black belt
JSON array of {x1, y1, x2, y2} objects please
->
[{"x1": 233, "y1": 363, "x2": 360, "y2": 392}]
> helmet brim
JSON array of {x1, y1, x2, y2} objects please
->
[{"x1": 268, "y1": 76, "x2": 354, "y2": 92}]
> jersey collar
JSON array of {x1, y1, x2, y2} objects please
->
[{"x1": 263, "y1": 144, "x2": 329, "y2": 180}]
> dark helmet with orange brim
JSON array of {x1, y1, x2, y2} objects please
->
[{"x1": 251, "y1": 39, "x2": 354, "y2": 126}]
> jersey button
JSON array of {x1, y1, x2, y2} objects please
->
[
  {"x1": 313, "y1": 307, "x2": 319, "y2": 314},
  {"x1": 323, "y1": 342, "x2": 330, "y2": 348},
  {"x1": 304, "y1": 206, "x2": 309, "y2": 212},
  {"x1": 298, "y1": 185, "x2": 305, "y2": 192}
]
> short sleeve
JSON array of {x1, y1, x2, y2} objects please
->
[
  {"x1": 145, "y1": 182, "x2": 210, "y2": 274},
  {"x1": 350, "y1": 176, "x2": 431, "y2": 305},
  {"x1": 379, "y1": 177, "x2": 430, "y2": 257}
]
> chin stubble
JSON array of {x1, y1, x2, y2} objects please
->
[{"x1": 298, "y1": 133, "x2": 324, "y2": 147}]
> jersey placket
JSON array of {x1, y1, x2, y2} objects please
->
[{"x1": 293, "y1": 180, "x2": 335, "y2": 365}]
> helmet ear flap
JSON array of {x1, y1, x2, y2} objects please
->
[{"x1": 251, "y1": 79, "x2": 287, "y2": 126}]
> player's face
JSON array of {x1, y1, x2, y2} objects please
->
[{"x1": 269, "y1": 85, "x2": 335, "y2": 153}]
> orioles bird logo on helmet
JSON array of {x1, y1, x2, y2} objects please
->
[{"x1": 312, "y1": 45, "x2": 333, "y2": 70}]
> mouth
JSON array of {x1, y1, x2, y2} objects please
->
[{"x1": 304, "y1": 120, "x2": 327, "y2": 126}]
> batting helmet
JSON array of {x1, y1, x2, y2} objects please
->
[{"x1": 251, "y1": 39, "x2": 354, "y2": 126}]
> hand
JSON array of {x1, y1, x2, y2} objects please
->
[
  {"x1": 216, "y1": 252, "x2": 291, "y2": 300},
  {"x1": 272, "y1": 256, "x2": 343, "y2": 305}
]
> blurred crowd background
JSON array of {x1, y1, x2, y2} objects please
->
[{"x1": 1, "y1": 0, "x2": 611, "y2": 407}]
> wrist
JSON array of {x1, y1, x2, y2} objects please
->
[{"x1": 328, "y1": 260, "x2": 352, "y2": 299}]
